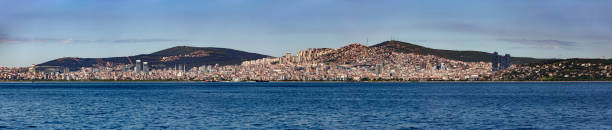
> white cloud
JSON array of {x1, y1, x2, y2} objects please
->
[{"x1": 498, "y1": 39, "x2": 577, "y2": 49}]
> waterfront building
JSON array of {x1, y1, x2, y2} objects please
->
[
  {"x1": 29, "y1": 64, "x2": 36, "y2": 73},
  {"x1": 143, "y1": 62, "x2": 149, "y2": 73},
  {"x1": 503, "y1": 54, "x2": 511, "y2": 69},
  {"x1": 492, "y1": 52, "x2": 511, "y2": 71},
  {"x1": 375, "y1": 64, "x2": 383, "y2": 75},
  {"x1": 500, "y1": 54, "x2": 507, "y2": 70},
  {"x1": 135, "y1": 60, "x2": 142, "y2": 73},
  {"x1": 492, "y1": 52, "x2": 499, "y2": 71}
]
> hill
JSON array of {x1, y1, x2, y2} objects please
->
[
  {"x1": 310, "y1": 44, "x2": 487, "y2": 73},
  {"x1": 371, "y1": 40, "x2": 545, "y2": 64},
  {"x1": 499, "y1": 58, "x2": 612, "y2": 81},
  {"x1": 38, "y1": 46, "x2": 270, "y2": 70},
  {"x1": 525, "y1": 58, "x2": 612, "y2": 66}
]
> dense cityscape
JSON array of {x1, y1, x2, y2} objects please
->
[
  {"x1": 1, "y1": 43, "x2": 610, "y2": 81},
  {"x1": 496, "y1": 59, "x2": 612, "y2": 81}
]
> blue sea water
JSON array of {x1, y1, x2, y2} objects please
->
[{"x1": 0, "y1": 82, "x2": 611, "y2": 129}]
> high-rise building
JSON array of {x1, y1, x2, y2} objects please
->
[
  {"x1": 492, "y1": 52, "x2": 512, "y2": 71},
  {"x1": 503, "y1": 54, "x2": 511, "y2": 69},
  {"x1": 143, "y1": 62, "x2": 149, "y2": 73},
  {"x1": 135, "y1": 60, "x2": 142, "y2": 73},
  {"x1": 500, "y1": 55, "x2": 506, "y2": 70},
  {"x1": 285, "y1": 53, "x2": 292, "y2": 62},
  {"x1": 29, "y1": 64, "x2": 36, "y2": 73},
  {"x1": 62, "y1": 68, "x2": 70, "y2": 73},
  {"x1": 492, "y1": 52, "x2": 499, "y2": 71},
  {"x1": 438, "y1": 63, "x2": 447, "y2": 71},
  {"x1": 375, "y1": 64, "x2": 383, "y2": 75}
]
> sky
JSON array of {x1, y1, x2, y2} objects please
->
[{"x1": 1, "y1": 0, "x2": 611, "y2": 67}]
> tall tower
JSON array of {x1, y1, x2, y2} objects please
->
[
  {"x1": 491, "y1": 52, "x2": 499, "y2": 71},
  {"x1": 500, "y1": 54, "x2": 507, "y2": 70},
  {"x1": 143, "y1": 62, "x2": 149, "y2": 73},
  {"x1": 504, "y1": 54, "x2": 511, "y2": 69},
  {"x1": 375, "y1": 64, "x2": 383, "y2": 75},
  {"x1": 135, "y1": 60, "x2": 142, "y2": 73}
]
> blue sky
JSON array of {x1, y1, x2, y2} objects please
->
[{"x1": 1, "y1": 0, "x2": 611, "y2": 67}]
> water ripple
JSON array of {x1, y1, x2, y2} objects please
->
[{"x1": 0, "y1": 82, "x2": 611, "y2": 129}]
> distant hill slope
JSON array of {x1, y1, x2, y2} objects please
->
[
  {"x1": 38, "y1": 46, "x2": 270, "y2": 70},
  {"x1": 526, "y1": 58, "x2": 612, "y2": 66},
  {"x1": 499, "y1": 58, "x2": 612, "y2": 81},
  {"x1": 372, "y1": 40, "x2": 545, "y2": 64}
]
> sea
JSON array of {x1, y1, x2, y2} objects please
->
[{"x1": 0, "y1": 82, "x2": 611, "y2": 129}]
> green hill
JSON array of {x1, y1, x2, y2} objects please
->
[
  {"x1": 372, "y1": 40, "x2": 546, "y2": 64},
  {"x1": 38, "y1": 46, "x2": 270, "y2": 70}
]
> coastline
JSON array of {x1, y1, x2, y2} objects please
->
[{"x1": 1, "y1": 80, "x2": 611, "y2": 83}]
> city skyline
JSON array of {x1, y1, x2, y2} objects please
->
[{"x1": 1, "y1": 0, "x2": 612, "y2": 67}]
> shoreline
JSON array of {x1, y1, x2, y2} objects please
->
[{"x1": 1, "y1": 80, "x2": 611, "y2": 83}]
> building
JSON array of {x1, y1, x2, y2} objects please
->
[
  {"x1": 503, "y1": 54, "x2": 511, "y2": 69},
  {"x1": 492, "y1": 52, "x2": 511, "y2": 71},
  {"x1": 375, "y1": 64, "x2": 383, "y2": 75},
  {"x1": 135, "y1": 60, "x2": 142, "y2": 73},
  {"x1": 285, "y1": 53, "x2": 292, "y2": 62},
  {"x1": 500, "y1": 54, "x2": 507, "y2": 70},
  {"x1": 437, "y1": 63, "x2": 447, "y2": 71},
  {"x1": 492, "y1": 52, "x2": 499, "y2": 71},
  {"x1": 29, "y1": 64, "x2": 36, "y2": 73},
  {"x1": 143, "y1": 62, "x2": 149, "y2": 73}
]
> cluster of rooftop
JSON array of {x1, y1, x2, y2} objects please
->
[{"x1": 2, "y1": 43, "x2": 497, "y2": 81}]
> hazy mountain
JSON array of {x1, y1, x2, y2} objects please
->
[
  {"x1": 372, "y1": 40, "x2": 546, "y2": 64},
  {"x1": 38, "y1": 46, "x2": 270, "y2": 70}
]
